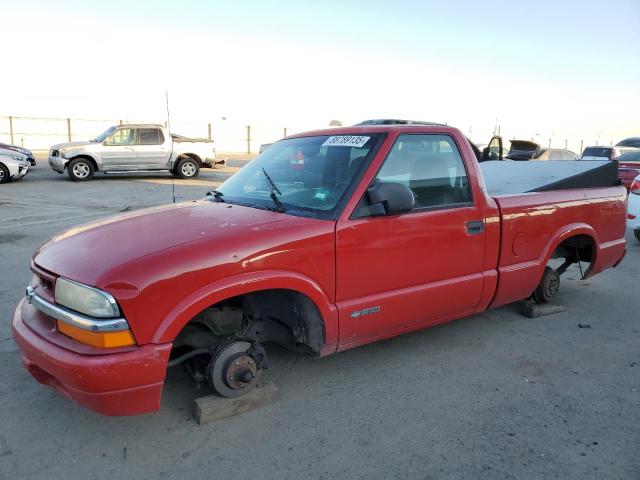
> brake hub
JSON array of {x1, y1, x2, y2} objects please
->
[{"x1": 208, "y1": 341, "x2": 265, "y2": 398}]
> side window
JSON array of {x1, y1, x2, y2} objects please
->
[
  {"x1": 376, "y1": 134, "x2": 472, "y2": 209},
  {"x1": 106, "y1": 128, "x2": 136, "y2": 146},
  {"x1": 138, "y1": 128, "x2": 164, "y2": 145}
]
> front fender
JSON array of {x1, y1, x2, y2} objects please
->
[
  {"x1": 66, "y1": 153, "x2": 99, "y2": 169},
  {"x1": 151, "y1": 269, "x2": 339, "y2": 356}
]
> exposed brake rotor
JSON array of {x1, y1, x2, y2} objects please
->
[{"x1": 208, "y1": 340, "x2": 266, "y2": 398}]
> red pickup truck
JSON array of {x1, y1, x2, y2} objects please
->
[{"x1": 13, "y1": 122, "x2": 627, "y2": 415}]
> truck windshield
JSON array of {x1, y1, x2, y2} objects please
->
[
  {"x1": 214, "y1": 134, "x2": 383, "y2": 219},
  {"x1": 93, "y1": 126, "x2": 117, "y2": 143}
]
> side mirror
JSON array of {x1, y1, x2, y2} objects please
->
[{"x1": 366, "y1": 182, "x2": 415, "y2": 216}]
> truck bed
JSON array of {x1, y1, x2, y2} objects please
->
[
  {"x1": 480, "y1": 160, "x2": 619, "y2": 195},
  {"x1": 488, "y1": 185, "x2": 627, "y2": 308}
]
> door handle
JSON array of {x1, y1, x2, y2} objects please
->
[{"x1": 466, "y1": 220, "x2": 484, "y2": 235}]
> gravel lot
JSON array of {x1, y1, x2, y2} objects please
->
[{"x1": 1, "y1": 161, "x2": 639, "y2": 480}]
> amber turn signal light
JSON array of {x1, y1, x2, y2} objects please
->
[{"x1": 57, "y1": 321, "x2": 135, "y2": 348}]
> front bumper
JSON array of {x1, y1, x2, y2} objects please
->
[
  {"x1": 48, "y1": 155, "x2": 65, "y2": 173},
  {"x1": 12, "y1": 298, "x2": 172, "y2": 416},
  {"x1": 12, "y1": 164, "x2": 29, "y2": 180}
]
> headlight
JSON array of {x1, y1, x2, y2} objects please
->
[
  {"x1": 55, "y1": 277, "x2": 120, "y2": 318},
  {"x1": 10, "y1": 154, "x2": 25, "y2": 162}
]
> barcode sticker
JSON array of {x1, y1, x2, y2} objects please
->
[{"x1": 322, "y1": 136, "x2": 370, "y2": 148}]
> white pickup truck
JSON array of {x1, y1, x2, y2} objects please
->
[{"x1": 48, "y1": 124, "x2": 223, "y2": 181}]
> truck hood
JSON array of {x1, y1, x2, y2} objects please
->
[
  {"x1": 33, "y1": 200, "x2": 294, "y2": 285},
  {"x1": 53, "y1": 141, "x2": 96, "y2": 151}
]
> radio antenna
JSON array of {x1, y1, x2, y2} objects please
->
[{"x1": 166, "y1": 90, "x2": 176, "y2": 204}]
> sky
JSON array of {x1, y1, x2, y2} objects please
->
[{"x1": 1, "y1": 0, "x2": 639, "y2": 150}]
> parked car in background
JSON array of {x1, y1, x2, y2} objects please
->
[
  {"x1": 617, "y1": 151, "x2": 640, "y2": 190},
  {"x1": 0, "y1": 142, "x2": 36, "y2": 166},
  {"x1": 616, "y1": 137, "x2": 640, "y2": 149},
  {"x1": 0, "y1": 148, "x2": 30, "y2": 183},
  {"x1": 581, "y1": 146, "x2": 624, "y2": 160},
  {"x1": 48, "y1": 124, "x2": 223, "y2": 181},
  {"x1": 627, "y1": 174, "x2": 640, "y2": 242},
  {"x1": 505, "y1": 140, "x2": 540, "y2": 160},
  {"x1": 531, "y1": 148, "x2": 579, "y2": 161}
]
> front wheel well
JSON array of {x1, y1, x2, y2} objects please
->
[
  {"x1": 67, "y1": 155, "x2": 98, "y2": 172},
  {"x1": 171, "y1": 289, "x2": 325, "y2": 363}
]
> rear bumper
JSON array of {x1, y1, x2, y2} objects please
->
[
  {"x1": 12, "y1": 298, "x2": 172, "y2": 416},
  {"x1": 204, "y1": 156, "x2": 225, "y2": 167}
]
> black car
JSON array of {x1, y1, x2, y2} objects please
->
[
  {"x1": 505, "y1": 140, "x2": 540, "y2": 160},
  {"x1": 616, "y1": 137, "x2": 640, "y2": 149}
]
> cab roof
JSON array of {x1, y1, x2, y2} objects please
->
[
  {"x1": 287, "y1": 119, "x2": 458, "y2": 139},
  {"x1": 114, "y1": 123, "x2": 164, "y2": 128}
]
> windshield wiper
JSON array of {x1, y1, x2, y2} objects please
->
[
  {"x1": 261, "y1": 168, "x2": 286, "y2": 212},
  {"x1": 206, "y1": 189, "x2": 225, "y2": 202}
]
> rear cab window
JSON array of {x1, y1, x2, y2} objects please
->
[
  {"x1": 582, "y1": 147, "x2": 613, "y2": 159},
  {"x1": 137, "y1": 128, "x2": 165, "y2": 145}
]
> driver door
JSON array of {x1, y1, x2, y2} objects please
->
[
  {"x1": 335, "y1": 133, "x2": 487, "y2": 349},
  {"x1": 101, "y1": 127, "x2": 137, "y2": 170}
]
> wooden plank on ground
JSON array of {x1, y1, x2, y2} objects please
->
[
  {"x1": 193, "y1": 382, "x2": 278, "y2": 425},
  {"x1": 520, "y1": 300, "x2": 566, "y2": 318}
]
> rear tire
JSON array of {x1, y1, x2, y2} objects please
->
[
  {"x1": 0, "y1": 164, "x2": 9, "y2": 184},
  {"x1": 634, "y1": 230, "x2": 640, "y2": 243},
  {"x1": 532, "y1": 266, "x2": 560, "y2": 304},
  {"x1": 175, "y1": 157, "x2": 200, "y2": 179},
  {"x1": 67, "y1": 158, "x2": 94, "y2": 181}
]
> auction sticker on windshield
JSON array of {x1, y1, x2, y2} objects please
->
[{"x1": 322, "y1": 136, "x2": 370, "y2": 148}]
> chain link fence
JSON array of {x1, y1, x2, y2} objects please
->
[
  {"x1": 0, "y1": 115, "x2": 316, "y2": 154},
  {"x1": 0, "y1": 115, "x2": 617, "y2": 155}
]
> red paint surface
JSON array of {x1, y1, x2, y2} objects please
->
[
  {"x1": 618, "y1": 162, "x2": 640, "y2": 190},
  {"x1": 13, "y1": 299, "x2": 171, "y2": 416},
  {"x1": 13, "y1": 124, "x2": 627, "y2": 415}
]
